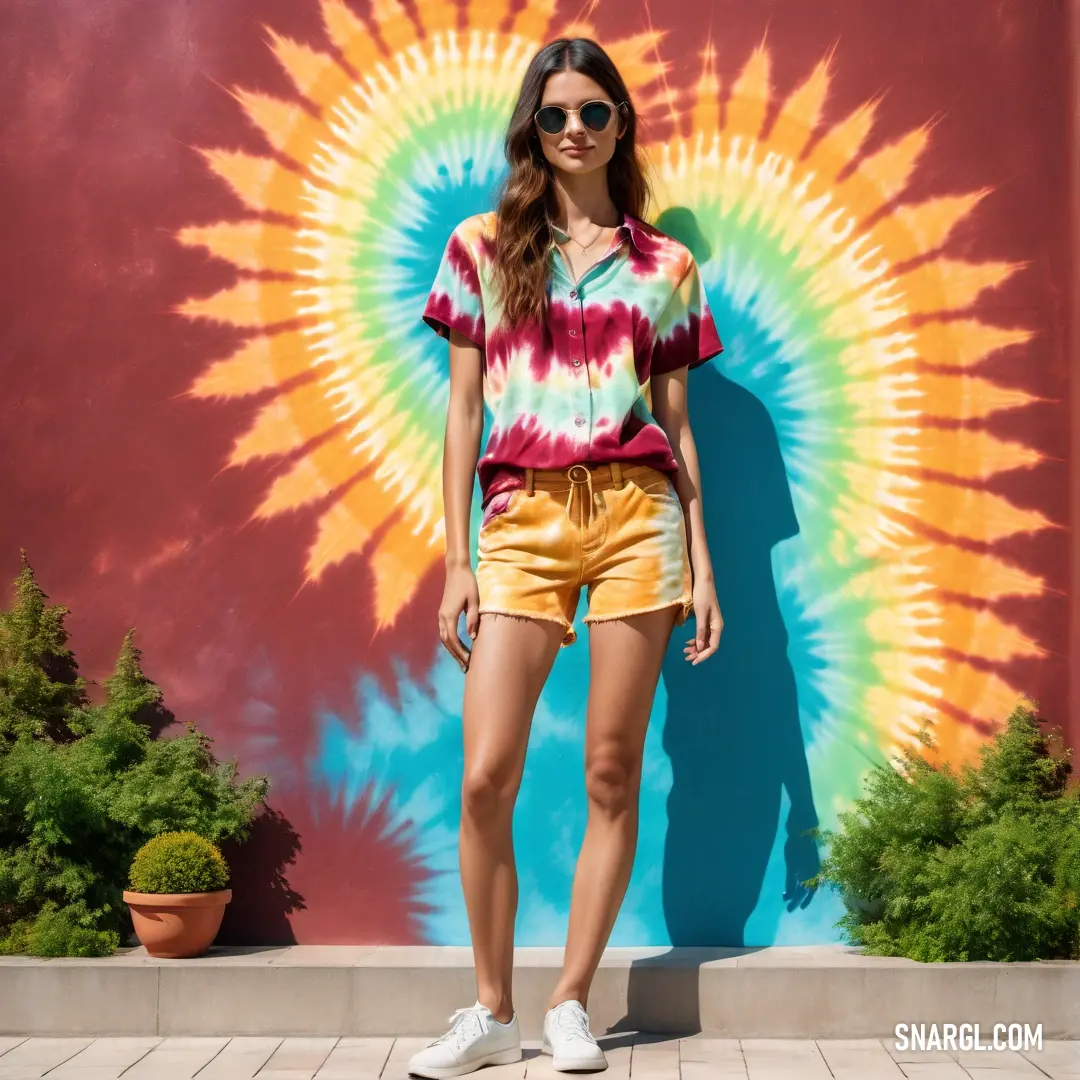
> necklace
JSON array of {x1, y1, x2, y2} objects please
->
[{"x1": 565, "y1": 223, "x2": 609, "y2": 257}]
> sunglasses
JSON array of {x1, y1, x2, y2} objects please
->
[{"x1": 534, "y1": 99, "x2": 626, "y2": 136}]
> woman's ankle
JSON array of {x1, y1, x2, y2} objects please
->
[
  {"x1": 547, "y1": 989, "x2": 588, "y2": 1012},
  {"x1": 478, "y1": 992, "x2": 515, "y2": 1024}
]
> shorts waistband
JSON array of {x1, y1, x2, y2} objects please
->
[{"x1": 523, "y1": 462, "x2": 667, "y2": 495}]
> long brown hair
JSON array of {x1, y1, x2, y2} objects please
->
[{"x1": 493, "y1": 39, "x2": 650, "y2": 327}]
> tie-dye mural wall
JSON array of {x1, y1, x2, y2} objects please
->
[{"x1": 1, "y1": 0, "x2": 1072, "y2": 946}]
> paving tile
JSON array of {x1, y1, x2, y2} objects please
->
[
  {"x1": 886, "y1": 1032, "x2": 961, "y2": 1065},
  {"x1": 740, "y1": 1039, "x2": 832, "y2": 1080},
  {"x1": 679, "y1": 1037, "x2": 749, "y2": 1077},
  {"x1": 48, "y1": 1037, "x2": 161, "y2": 1078},
  {"x1": 680, "y1": 1063, "x2": 749, "y2": 1080},
  {"x1": 624, "y1": 1061, "x2": 678, "y2": 1078},
  {"x1": 1021, "y1": 1042, "x2": 1080, "y2": 1078},
  {"x1": 831, "y1": 1074, "x2": 916, "y2": 1080},
  {"x1": 952, "y1": 1048, "x2": 1046, "y2": 1072},
  {"x1": 376, "y1": 1038, "x2": 429, "y2": 1079},
  {"x1": 628, "y1": 1056, "x2": 679, "y2": 1076},
  {"x1": 628, "y1": 1034, "x2": 680, "y2": 1078},
  {"x1": 965, "y1": 1071, "x2": 1062, "y2": 1080},
  {"x1": 896, "y1": 1064, "x2": 970, "y2": 1079},
  {"x1": 679, "y1": 1037, "x2": 744, "y2": 1064},
  {"x1": 600, "y1": 1040, "x2": 632, "y2": 1080},
  {"x1": 194, "y1": 1037, "x2": 283, "y2": 1078},
  {"x1": 889, "y1": 1049, "x2": 959, "y2": 1063},
  {"x1": 321, "y1": 1074, "x2": 384, "y2": 1080},
  {"x1": 817, "y1": 1038, "x2": 905, "y2": 1078},
  {"x1": 257, "y1": 1072, "x2": 335, "y2": 1080},
  {"x1": 1030, "y1": 1042, "x2": 1080, "y2": 1061},
  {"x1": 259, "y1": 1037, "x2": 338, "y2": 1074},
  {"x1": 522, "y1": 1049, "x2": 557, "y2": 1079},
  {"x1": 121, "y1": 1036, "x2": 230, "y2": 1078},
  {"x1": 0, "y1": 1039, "x2": 92, "y2": 1071},
  {"x1": 1027, "y1": 1065, "x2": 1080, "y2": 1080},
  {"x1": 314, "y1": 1037, "x2": 394, "y2": 1078},
  {"x1": 316, "y1": 1071, "x2": 385, "y2": 1080},
  {"x1": 51, "y1": 1070, "x2": 163, "y2": 1080}
]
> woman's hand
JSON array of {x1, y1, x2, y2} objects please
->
[
  {"x1": 439, "y1": 562, "x2": 480, "y2": 673},
  {"x1": 684, "y1": 578, "x2": 723, "y2": 665}
]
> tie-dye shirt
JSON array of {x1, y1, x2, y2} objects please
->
[{"x1": 423, "y1": 212, "x2": 722, "y2": 505}]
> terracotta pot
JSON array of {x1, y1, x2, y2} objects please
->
[{"x1": 123, "y1": 889, "x2": 232, "y2": 958}]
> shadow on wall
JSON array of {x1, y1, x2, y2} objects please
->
[
  {"x1": 217, "y1": 805, "x2": 306, "y2": 946},
  {"x1": 614, "y1": 207, "x2": 822, "y2": 1030},
  {"x1": 662, "y1": 365, "x2": 819, "y2": 946}
]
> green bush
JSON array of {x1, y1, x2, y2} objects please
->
[
  {"x1": 2, "y1": 901, "x2": 120, "y2": 957},
  {"x1": 815, "y1": 703, "x2": 1080, "y2": 961},
  {"x1": 129, "y1": 832, "x2": 229, "y2": 894},
  {"x1": 0, "y1": 555, "x2": 268, "y2": 956}
]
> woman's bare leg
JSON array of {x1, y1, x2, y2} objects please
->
[
  {"x1": 548, "y1": 607, "x2": 678, "y2": 1010},
  {"x1": 461, "y1": 613, "x2": 565, "y2": 1022}
]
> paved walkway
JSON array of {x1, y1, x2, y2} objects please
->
[{"x1": 0, "y1": 1036, "x2": 1077, "y2": 1079}]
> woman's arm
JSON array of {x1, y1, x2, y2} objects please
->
[
  {"x1": 438, "y1": 329, "x2": 485, "y2": 671},
  {"x1": 652, "y1": 367, "x2": 723, "y2": 663}
]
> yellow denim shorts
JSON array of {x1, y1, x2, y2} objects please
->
[{"x1": 477, "y1": 462, "x2": 693, "y2": 646}]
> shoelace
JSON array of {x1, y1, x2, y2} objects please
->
[
  {"x1": 432, "y1": 1006, "x2": 485, "y2": 1050},
  {"x1": 555, "y1": 1004, "x2": 593, "y2": 1040}
]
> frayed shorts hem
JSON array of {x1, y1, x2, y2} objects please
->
[
  {"x1": 479, "y1": 595, "x2": 693, "y2": 649},
  {"x1": 582, "y1": 595, "x2": 694, "y2": 631},
  {"x1": 478, "y1": 607, "x2": 577, "y2": 646}
]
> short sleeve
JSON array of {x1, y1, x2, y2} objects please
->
[
  {"x1": 422, "y1": 227, "x2": 486, "y2": 347},
  {"x1": 649, "y1": 254, "x2": 723, "y2": 376}
]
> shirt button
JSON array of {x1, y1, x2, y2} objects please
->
[
  {"x1": 569, "y1": 290, "x2": 577, "y2": 300},
  {"x1": 572, "y1": 358, "x2": 582, "y2": 367},
  {"x1": 569, "y1": 329, "x2": 577, "y2": 337},
  {"x1": 574, "y1": 416, "x2": 586, "y2": 427}
]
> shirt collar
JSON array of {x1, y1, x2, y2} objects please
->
[{"x1": 548, "y1": 214, "x2": 649, "y2": 252}]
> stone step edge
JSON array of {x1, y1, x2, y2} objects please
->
[{"x1": 2, "y1": 947, "x2": 1077, "y2": 1040}]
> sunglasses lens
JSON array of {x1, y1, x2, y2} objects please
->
[
  {"x1": 535, "y1": 107, "x2": 566, "y2": 134},
  {"x1": 580, "y1": 101, "x2": 614, "y2": 131}
]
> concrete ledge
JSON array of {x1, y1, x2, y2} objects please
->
[{"x1": 1, "y1": 946, "x2": 1077, "y2": 1040}]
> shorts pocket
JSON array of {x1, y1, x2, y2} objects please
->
[
  {"x1": 480, "y1": 489, "x2": 524, "y2": 531},
  {"x1": 636, "y1": 477, "x2": 678, "y2": 501}
]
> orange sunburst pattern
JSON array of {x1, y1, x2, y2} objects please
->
[
  {"x1": 646, "y1": 41, "x2": 1051, "y2": 805},
  {"x1": 178, "y1": 0, "x2": 668, "y2": 627}
]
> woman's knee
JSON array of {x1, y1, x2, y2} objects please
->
[
  {"x1": 461, "y1": 766, "x2": 518, "y2": 823},
  {"x1": 585, "y1": 752, "x2": 640, "y2": 816}
]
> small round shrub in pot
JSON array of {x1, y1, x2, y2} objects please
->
[{"x1": 123, "y1": 832, "x2": 232, "y2": 958}]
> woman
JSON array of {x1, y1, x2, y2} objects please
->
[{"x1": 410, "y1": 37, "x2": 724, "y2": 1079}]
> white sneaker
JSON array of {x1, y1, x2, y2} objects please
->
[
  {"x1": 408, "y1": 1002, "x2": 522, "y2": 1078},
  {"x1": 542, "y1": 1000, "x2": 608, "y2": 1072}
]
